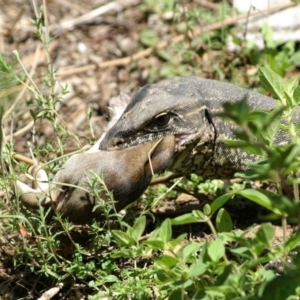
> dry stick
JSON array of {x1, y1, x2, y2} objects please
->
[
  {"x1": 194, "y1": 0, "x2": 219, "y2": 10},
  {"x1": 51, "y1": 0, "x2": 142, "y2": 34},
  {"x1": 14, "y1": 153, "x2": 43, "y2": 166},
  {"x1": 56, "y1": 1, "x2": 297, "y2": 77},
  {"x1": 37, "y1": 283, "x2": 64, "y2": 300},
  {"x1": 150, "y1": 173, "x2": 183, "y2": 185},
  {"x1": 50, "y1": 1, "x2": 123, "y2": 34},
  {"x1": 148, "y1": 137, "x2": 163, "y2": 176}
]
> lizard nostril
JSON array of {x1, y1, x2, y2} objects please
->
[{"x1": 114, "y1": 138, "x2": 125, "y2": 149}]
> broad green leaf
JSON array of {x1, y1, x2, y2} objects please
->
[
  {"x1": 111, "y1": 230, "x2": 135, "y2": 247},
  {"x1": 216, "y1": 208, "x2": 233, "y2": 233},
  {"x1": 286, "y1": 75, "x2": 299, "y2": 98},
  {"x1": 89, "y1": 275, "x2": 118, "y2": 287},
  {"x1": 155, "y1": 270, "x2": 172, "y2": 283},
  {"x1": 208, "y1": 239, "x2": 225, "y2": 262},
  {"x1": 130, "y1": 215, "x2": 146, "y2": 241},
  {"x1": 110, "y1": 248, "x2": 134, "y2": 259},
  {"x1": 168, "y1": 234, "x2": 187, "y2": 250},
  {"x1": 285, "y1": 229, "x2": 300, "y2": 251},
  {"x1": 139, "y1": 29, "x2": 159, "y2": 47},
  {"x1": 203, "y1": 204, "x2": 211, "y2": 216},
  {"x1": 230, "y1": 247, "x2": 253, "y2": 259},
  {"x1": 192, "y1": 209, "x2": 207, "y2": 221},
  {"x1": 261, "y1": 24, "x2": 275, "y2": 49},
  {"x1": 259, "y1": 66, "x2": 285, "y2": 102},
  {"x1": 159, "y1": 218, "x2": 172, "y2": 242},
  {"x1": 293, "y1": 86, "x2": 300, "y2": 104},
  {"x1": 188, "y1": 261, "x2": 207, "y2": 278},
  {"x1": 255, "y1": 223, "x2": 274, "y2": 247},
  {"x1": 169, "y1": 289, "x2": 184, "y2": 300},
  {"x1": 105, "y1": 275, "x2": 118, "y2": 282},
  {"x1": 262, "y1": 106, "x2": 285, "y2": 145},
  {"x1": 237, "y1": 189, "x2": 282, "y2": 215},
  {"x1": 143, "y1": 240, "x2": 165, "y2": 249},
  {"x1": 171, "y1": 213, "x2": 199, "y2": 225},
  {"x1": 155, "y1": 255, "x2": 178, "y2": 268},
  {"x1": 224, "y1": 139, "x2": 264, "y2": 155},
  {"x1": 259, "y1": 270, "x2": 300, "y2": 300},
  {"x1": 216, "y1": 264, "x2": 233, "y2": 285},
  {"x1": 181, "y1": 242, "x2": 203, "y2": 261},
  {"x1": 211, "y1": 191, "x2": 235, "y2": 213}
]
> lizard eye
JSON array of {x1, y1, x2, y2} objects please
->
[{"x1": 153, "y1": 113, "x2": 171, "y2": 127}]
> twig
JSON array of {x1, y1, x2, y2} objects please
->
[
  {"x1": 51, "y1": 1, "x2": 124, "y2": 34},
  {"x1": 194, "y1": 0, "x2": 219, "y2": 10},
  {"x1": 14, "y1": 153, "x2": 43, "y2": 166},
  {"x1": 6, "y1": 120, "x2": 34, "y2": 140},
  {"x1": 37, "y1": 283, "x2": 64, "y2": 300},
  {"x1": 150, "y1": 173, "x2": 183, "y2": 185}
]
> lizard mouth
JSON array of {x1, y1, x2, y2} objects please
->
[{"x1": 175, "y1": 132, "x2": 200, "y2": 147}]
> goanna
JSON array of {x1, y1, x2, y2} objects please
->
[{"x1": 99, "y1": 76, "x2": 300, "y2": 179}]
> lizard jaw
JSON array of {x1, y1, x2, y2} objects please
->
[{"x1": 175, "y1": 132, "x2": 200, "y2": 147}]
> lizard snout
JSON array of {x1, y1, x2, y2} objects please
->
[
  {"x1": 112, "y1": 138, "x2": 125, "y2": 149},
  {"x1": 100, "y1": 136, "x2": 126, "y2": 150}
]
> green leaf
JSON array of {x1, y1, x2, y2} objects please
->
[
  {"x1": 192, "y1": 210, "x2": 207, "y2": 221},
  {"x1": 259, "y1": 66, "x2": 286, "y2": 102},
  {"x1": 155, "y1": 255, "x2": 178, "y2": 269},
  {"x1": 237, "y1": 189, "x2": 282, "y2": 215},
  {"x1": 104, "y1": 275, "x2": 118, "y2": 283},
  {"x1": 230, "y1": 247, "x2": 253, "y2": 259},
  {"x1": 293, "y1": 86, "x2": 300, "y2": 104},
  {"x1": 188, "y1": 261, "x2": 207, "y2": 278},
  {"x1": 159, "y1": 218, "x2": 172, "y2": 242},
  {"x1": 203, "y1": 204, "x2": 211, "y2": 216},
  {"x1": 130, "y1": 215, "x2": 146, "y2": 241},
  {"x1": 262, "y1": 106, "x2": 285, "y2": 145},
  {"x1": 216, "y1": 264, "x2": 233, "y2": 285},
  {"x1": 211, "y1": 191, "x2": 235, "y2": 213},
  {"x1": 169, "y1": 289, "x2": 184, "y2": 300},
  {"x1": 181, "y1": 242, "x2": 203, "y2": 261},
  {"x1": 168, "y1": 234, "x2": 187, "y2": 250},
  {"x1": 139, "y1": 29, "x2": 159, "y2": 47},
  {"x1": 285, "y1": 229, "x2": 300, "y2": 251},
  {"x1": 225, "y1": 140, "x2": 264, "y2": 155},
  {"x1": 286, "y1": 75, "x2": 299, "y2": 98},
  {"x1": 110, "y1": 248, "x2": 135, "y2": 259},
  {"x1": 171, "y1": 213, "x2": 199, "y2": 225},
  {"x1": 216, "y1": 208, "x2": 233, "y2": 233},
  {"x1": 111, "y1": 230, "x2": 135, "y2": 247},
  {"x1": 208, "y1": 239, "x2": 225, "y2": 262},
  {"x1": 143, "y1": 240, "x2": 165, "y2": 249},
  {"x1": 255, "y1": 223, "x2": 274, "y2": 247},
  {"x1": 261, "y1": 24, "x2": 275, "y2": 49},
  {"x1": 259, "y1": 270, "x2": 300, "y2": 300}
]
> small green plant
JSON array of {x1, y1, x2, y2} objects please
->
[{"x1": 242, "y1": 24, "x2": 300, "y2": 76}]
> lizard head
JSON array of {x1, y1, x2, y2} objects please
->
[{"x1": 100, "y1": 76, "x2": 215, "y2": 152}]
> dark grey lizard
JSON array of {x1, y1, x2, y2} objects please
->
[{"x1": 100, "y1": 76, "x2": 300, "y2": 179}]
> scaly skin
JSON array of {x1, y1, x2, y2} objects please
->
[{"x1": 100, "y1": 76, "x2": 300, "y2": 179}]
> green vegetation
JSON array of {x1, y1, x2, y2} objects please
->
[{"x1": 1, "y1": 0, "x2": 300, "y2": 299}]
